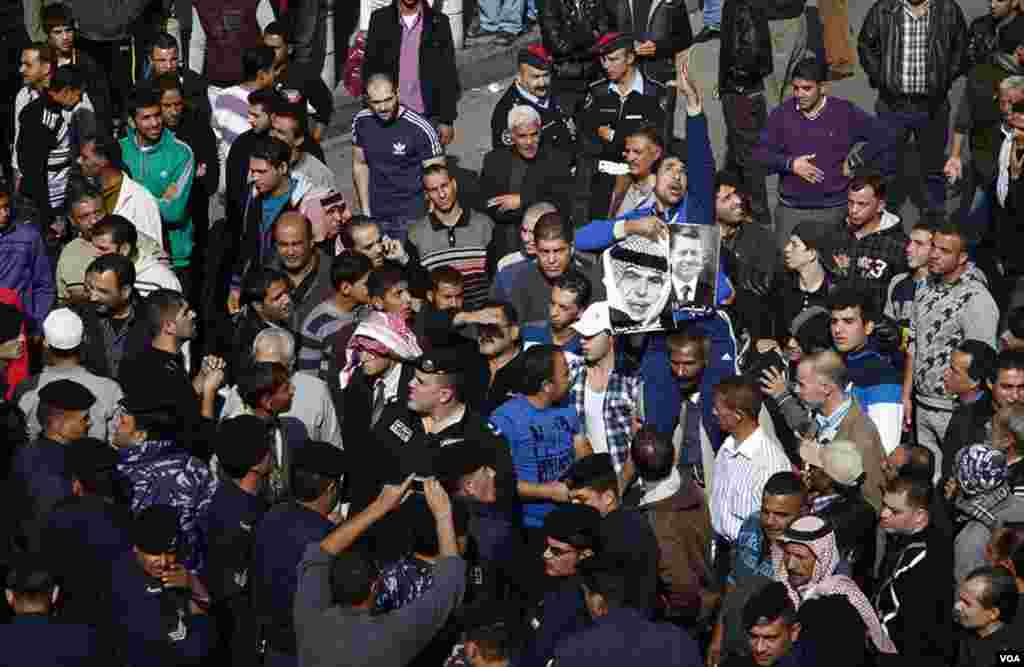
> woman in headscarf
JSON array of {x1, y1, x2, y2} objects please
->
[
  {"x1": 952, "y1": 444, "x2": 1024, "y2": 583},
  {"x1": 771, "y1": 515, "x2": 897, "y2": 654}
]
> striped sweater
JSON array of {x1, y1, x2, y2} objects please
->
[{"x1": 407, "y1": 209, "x2": 495, "y2": 310}]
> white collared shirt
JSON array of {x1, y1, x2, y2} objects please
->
[{"x1": 710, "y1": 427, "x2": 792, "y2": 542}]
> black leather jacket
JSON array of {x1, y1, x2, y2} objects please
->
[
  {"x1": 540, "y1": 0, "x2": 611, "y2": 80},
  {"x1": 718, "y1": 0, "x2": 773, "y2": 94},
  {"x1": 605, "y1": 0, "x2": 693, "y2": 83},
  {"x1": 858, "y1": 0, "x2": 968, "y2": 102}
]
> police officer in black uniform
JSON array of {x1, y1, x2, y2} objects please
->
[
  {"x1": 491, "y1": 44, "x2": 577, "y2": 152},
  {"x1": 0, "y1": 554, "x2": 104, "y2": 666},
  {"x1": 367, "y1": 348, "x2": 521, "y2": 567},
  {"x1": 250, "y1": 439, "x2": 346, "y2": 667},
  {"x1": 41, "y1": 438, "x2": 131, "y2": 632},
  {"x1": 108, "y1": 504, "x2": 217, "y2": 666},
  {"x1": 203, "y1": 416, "x2": 273, "y2": 667},
  {"x1": 578, "y1": 33, "x2": 668, "y2": 224}
]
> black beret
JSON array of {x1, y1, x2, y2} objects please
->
[
  {"x1": 64, "y1": 437, "x2": 119, "y2": 480},
  {"x1": 435, "y1": 442, "x2": 497, "y2": 484},
  {"x1": 518, "y1": 42, "x2": 552, "y2": 70},
  {"x1": 132, "y1": 505, "x2": 179, "y2": 554},
  {"x1": 592, "y1": 32, "x2": 634, "y2": 55},
  {"x1": 38, "y1": 379, "x2": 96, "y2": 411},
  {"x1": 742, "y1": 581, "x2": 794, "y2": 630},
  {"x1": 417, "y1": 347, "x2": 466, "y2": 375},
  {"x1": 292, "y1": 439, "x2": 348, "y2": 476},
  {"x1": 543, "y1": 504, "x2": 602, "y2": 548},
  {"x1": 217, "y1": 416, "x2": 272, "y2": 472},
  {"x1": 563, "y1": 453, "x2": 616, "y2": 489},
  {"x1": 0, "y1": 302, "x2": 24, "y2": 343}
]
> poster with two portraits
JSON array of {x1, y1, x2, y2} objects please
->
[{"x1": 603, "y1": 224, "x2": 721, "y2": 334}]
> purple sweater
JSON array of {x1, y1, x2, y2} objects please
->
[{"x1": 753, "y1": 96, "x2": 895, "y2": 209}]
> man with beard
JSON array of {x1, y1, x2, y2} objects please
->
[
  {"x1": 579, "y1": 33, "x2": 667, "y2": 223},
  {"x1": 77, "y1": 254, "x2": 146, "y2": 379},
  {"x1": 576, "y1": 63, "x2": 736, "y2": 441},
  {"x1": 145, "y1": 32, "x2": 212, "y2": 124},
  {"x1": 480, "y1": 106, "x2": 575, "y2": 258},
  {"x1": 267, "y1": 212, "x2": 333, "y2": 332},
  {"x1": 119, "y1": 84, "x2": 196, "y2": 276},
  {"x1": 154, "y1": 72, "x2": 218, "y2": 290},
  {"x1": 56, "y1": 186, "x2": 105, "y2": 304},
  {"x1": 41, "y1": 3, "x2": 111, "y2": 137},
  {"x1": 716, "y1": 172, "x2": 780, "y2": 342},
  {"x1": 474, "y1": 300, "x2": 529, "y2": 416},
  {"x1": 872, "y1": 473, "x2": 954, "y2": 661},
  {"x1": 227, "y1": 267, "x2": 293, "y2": 384},
  {"x1": 225, "y1": 88, "x2": 280, "y2": 223},
  {"x1": 491, "y1": 44, "x2": 576, "y2": 152},
  {"x1": 121, "y1": 288, "x2": 225, "y2": 458},
  {"x1": 408, "y1": 164, "x2": 496, "y2": 310},
  {"x1": 365, "y1": 347, "x2": 520, "y2": 565},
  {"x1": 352, "y1": 72, "x2": 445, "y2": 242},
  {"x1": 752, "y1": 58, "x2": 896, "y2": 251},
  {"x1": 492, "y1": 213, "x2": 603, "y2": 328}
]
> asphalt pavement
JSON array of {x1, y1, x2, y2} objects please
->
[{"x1": 324, "y1": 0, "x2": 992, "y2": 232}]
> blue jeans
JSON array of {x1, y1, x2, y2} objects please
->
[
  {"x1": 479, "y1": 0, "x2": 525, "y2": 33},
  {"x1": 876, "y1": 98, "x2": 950, "y2": 218},
  {"x1": 703, "y1": 0, "x2": 722, "y2": 29}
]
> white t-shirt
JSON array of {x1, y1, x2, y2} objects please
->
[{"x1": 584, "y1": 385, "x2": 608, "y2": 455}]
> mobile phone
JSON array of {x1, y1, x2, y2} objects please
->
[{"x1": 411, "y1": 475, "x2": 428, "y2": 494}]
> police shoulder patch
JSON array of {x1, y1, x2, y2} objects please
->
[{"x1": 390, "y1": 419, "x2": 414, "y2": 443}]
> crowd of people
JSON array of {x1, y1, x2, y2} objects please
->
[{"x1": 4, "y1": 0, "x2": 1024, "y2": 665}]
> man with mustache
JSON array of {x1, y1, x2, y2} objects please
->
[{"x1": 491, "y1": 44, "x2": 576, "y2": 152}]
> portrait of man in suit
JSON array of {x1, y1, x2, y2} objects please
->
[
  {"x1": 669, "y1": 225, "x2": 717, "y2": 309},
  {"x1": 604, "y1": 234, "x2": 672, "y2": 328}
]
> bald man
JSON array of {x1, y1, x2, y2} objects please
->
[{"x1": 268, "y1": 212, "x2": 334, "y2": 330}]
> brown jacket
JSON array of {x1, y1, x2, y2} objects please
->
[
  {"x1": 637, "y1": 477, "x2": 713, "y2": 621},
  {"x1": 835, "y1": 400, "x2": 887, "y2": 511}
]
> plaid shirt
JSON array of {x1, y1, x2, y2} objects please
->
[
  {"x1": 900, "y1": 1, "x2": 930, "y2": 94},
  {"x1": 566, "y1": 352, "x2": 643, "y2": 474}
]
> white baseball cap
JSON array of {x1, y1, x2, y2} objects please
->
[
  {"x1": 800, "y1": 439, "x2": 864, "y2": 487},
  {"x1": 43, "y1": 308, "x2": 84, "y2": 350},
  {"x1": 571, "y1": 301, "x2": 612, "y2": 337}
]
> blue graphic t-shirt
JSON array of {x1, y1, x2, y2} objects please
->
[{"x1": 490, "y1": 396, "x2": 580, "y2": 528}]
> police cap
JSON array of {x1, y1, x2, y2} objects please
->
[
  {"x1": 216, "y1": 415, "x2": 272, "y2": 473},
  {"x1": 292, "y1": 439, "x2": 348, "y2": 477},
  {"x1": 543, "y1": 504, "x2": 601, "y2": 549},
  {"x1": 518, "y1": 42, "x2": 552, "y2": 70},
  {"x1": 38, "y1": 379, "x2": 96, "y2": 411},
  {"x1": 592, "y1": 32, "x2": 635, "y2": 56},
  {"x1": 417, "y1": 347, "x2": 466, "y2": 375},
  {"x1": 132, "y1": 505, "x2": 179, "y2": 554}
]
